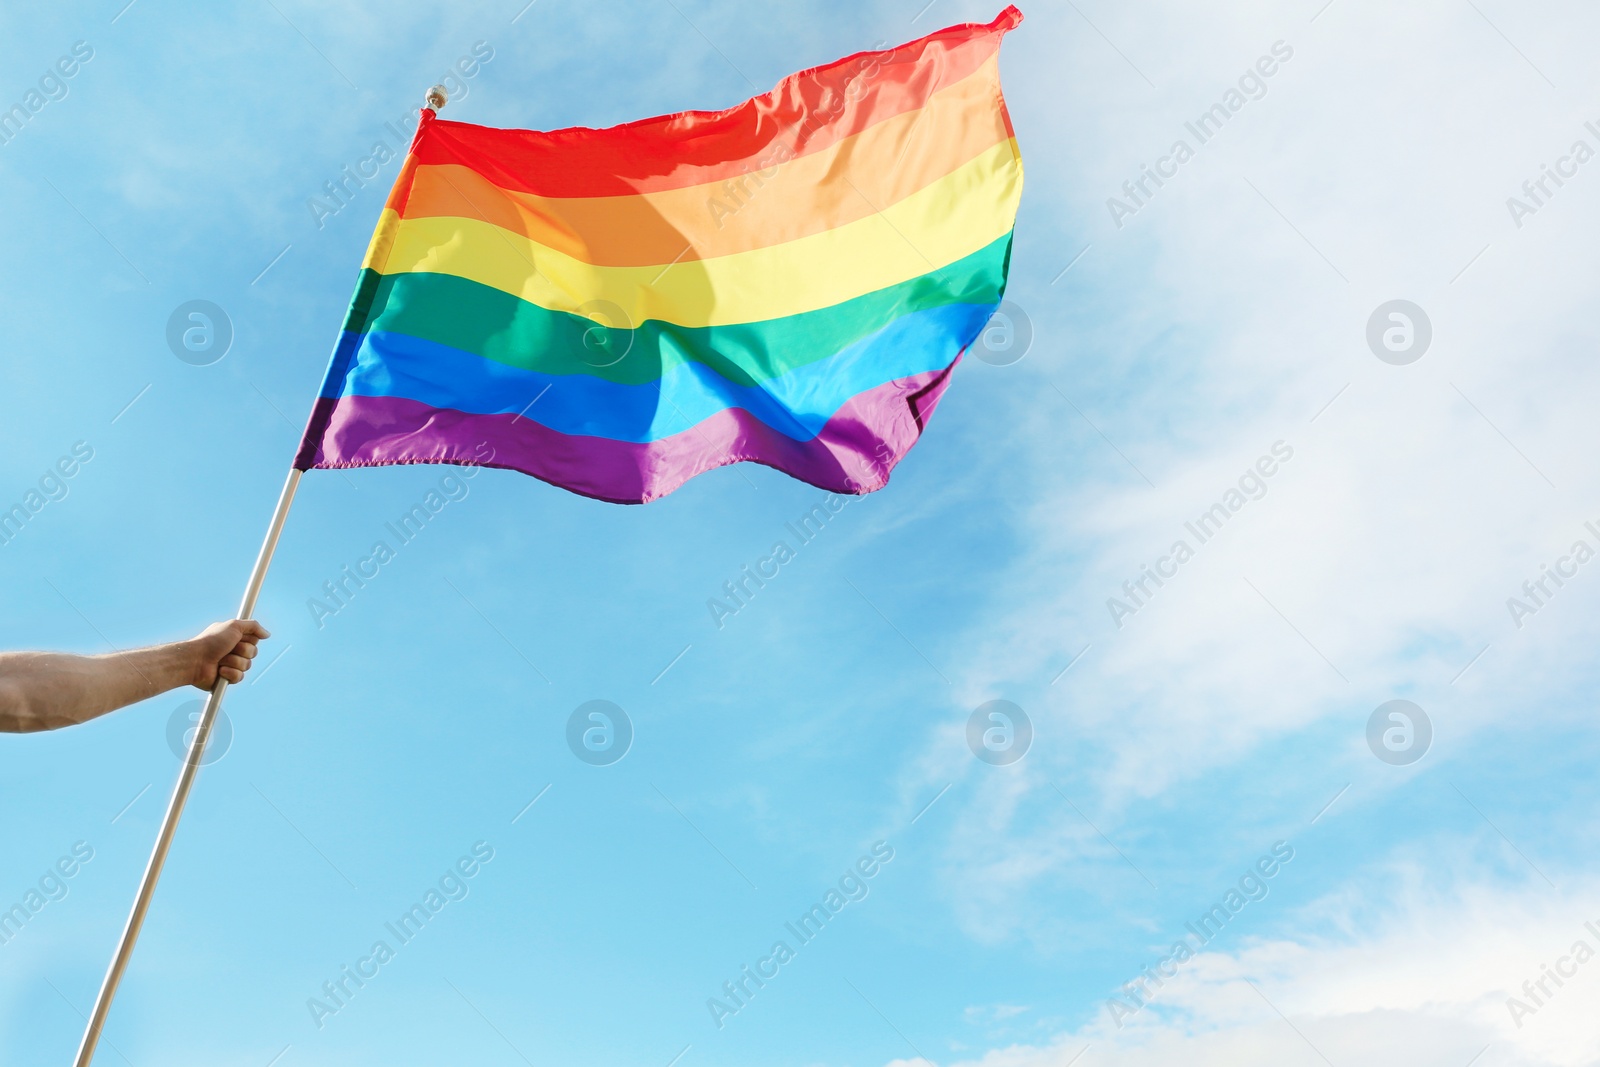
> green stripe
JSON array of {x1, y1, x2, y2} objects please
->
[{"x1": 345, "y1": 233, "x2": 1013, "y2": 387}]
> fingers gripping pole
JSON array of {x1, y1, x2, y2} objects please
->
[{"x1": 73, "y1": 468, "x2": 303, "y2": 1067}]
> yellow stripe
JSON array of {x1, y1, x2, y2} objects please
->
[
  {"x1": 363, "y1": 155, "x2": 415, "y2": 273},
  {"x1": 366, "y1": 138, "x2": 1023, "y2": 328}
]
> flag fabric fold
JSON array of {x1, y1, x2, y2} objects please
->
[{"x1": 294, "y1": 6, "x2": 1024, "y2": 504}]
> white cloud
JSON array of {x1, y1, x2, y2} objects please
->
[
  {"x1": 872, "y1": 0, "x2": 1600, "y2": 1057},
  {"x1": 911, "y1": 0, "x2": 1600, "y2": 807},
  {"x1": 912, "y1": 878, "x2": 1600, "y2": 1067}
]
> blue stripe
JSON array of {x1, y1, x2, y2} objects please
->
[{"x1": 327, "y1": 302, "x2": 995, "y2": 444}]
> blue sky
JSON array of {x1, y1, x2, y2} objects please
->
[{"x1": 5, "y1": 1, "x2": 1600, "y2": 1065}]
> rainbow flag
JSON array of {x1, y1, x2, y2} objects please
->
[{"x1": 294, "y1": 7, "x2": 1024, "y2": 504}]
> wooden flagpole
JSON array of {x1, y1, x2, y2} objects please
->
[
  {"x1": 73, "y1": 83, "x2": 451, "y2": 1065},
  {"x1": 72, "y1": 468, "x2": 303, "y2": 1066}
]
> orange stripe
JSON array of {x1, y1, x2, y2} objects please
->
[{"x1": 397, "y1": 56, "x2": 1008, "y2": 268}]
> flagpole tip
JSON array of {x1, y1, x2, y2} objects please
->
[{"x1": 425, "y1": 84, "x2": 448, "y2": 110}]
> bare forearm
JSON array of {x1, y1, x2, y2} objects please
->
[
  {"x1": 0, "y1": 643, "x2": 198, "y2": 732},
  {"x1": 0, "y1": 619, "x2": 267, "y2": 734}
]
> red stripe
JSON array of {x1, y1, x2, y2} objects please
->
[{"x1": 405, "y1": 6, "x2": 1022, "y2": 200}]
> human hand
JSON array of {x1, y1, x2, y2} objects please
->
[{"x1": 188, "y1": 620, "x2": 270, "y2": 689}]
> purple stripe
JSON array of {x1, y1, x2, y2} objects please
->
[{"x1": 297, "y1": 363, "x2": 960, "y2": 504}]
